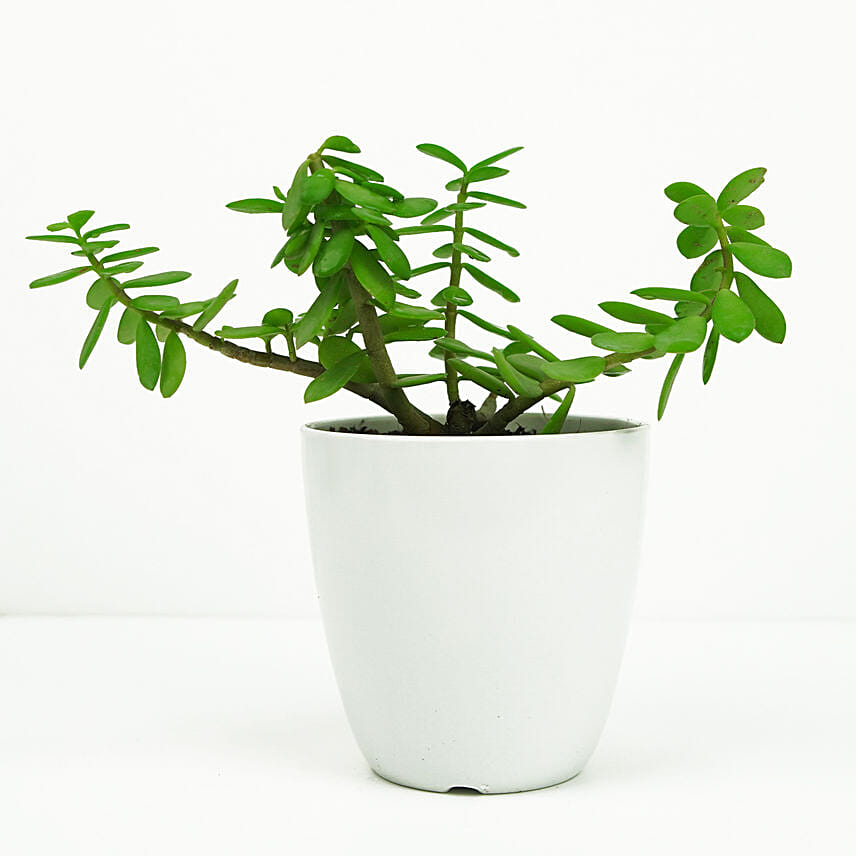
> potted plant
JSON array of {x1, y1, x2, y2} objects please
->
[{"x1": 27, "y1": 136, "x2": 791, "y2": 793}]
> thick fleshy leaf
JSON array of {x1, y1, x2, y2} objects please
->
[
  {"x1": 396, "y1": 224, "x2": 454, "y2": 236},
  {"x1": 79, "y1": 301, "x2": 114, "y2": 369},
  {"x1": 722, "y1": 205, "x2": 764, "y2": 230},
  {"x1": 384, "y1": 327, "x2": 445, "y2": 343},
  {"x1": 542, "y1": 356, "x2": 606, "y2": 384},
  {"x1": 226, "y1": 198, "x2": 283, "y2": 214},
  {"x1": 653, "y1": 316, "x2": 707, "y2": 353},
  {"x1": 466, "y1": 191, "x2": 526, "y2": 208},
  {"x1": 132, "y1": 295, "x2": 180, "y2": 311},
  {"x1": 552, "y1": 314, "x2": 612, "y2": 337},
  {"x1": 462, "y1": 264, "x2": 519, "y2": 302},
  {"x1": 367, "y1": 225, "x2": 410, "y2": 279},
  {"x1": 463, "y1": 227, "x2": 519, "y2": 256},
  {"x1": 46, "y1": 222, "x2": 70, "y2": 232},
  {"x1": 364, "y1": 182, "x2": 404, "y2": 201},
  {"x1": 471, "y1": 146, "x2": 523, "y2": 170},
  {"x1": 712, "y1": 289, "x2": 755, "y2": 342},
  {"x1": 391, "y1": 373, "x2": 446, "y2": 388},
  {"x1": 691, "y1": 251, "x2": 725, "y2": 291},
  {"x1": 734, "y1": 272, "x2": 786, "y2": 343},
  {"x1": 507, "y1": 326, "x2": 558, "y2": 361},
  {"x1": 493, "y1": 348, "x2": 542, "y2": 397},
  {"x1": 161, "y1": 300, "x2": 211, "y2": 320},
  {"x1": 29, "y1": 266, "x2": 91, "y2": 288},
  {"x1": 431, "y1": 286, "x2": 473, "y2": 307},
  {"x1": 446, "y1": 359, "x2": 512, "y2": 397},
  {"x1": 216, "y1": 325, "x2": 281, "y2": 339},
  {"x1": 599, "y1": 302, "x2": 673, "y2": 326},
  {"x1": 322, "y1": 135, "x2": 361, "y2": 153},
  {"x1": 458, "y1": 310, "x2": 516, "y2": 339},
  {"x1": 296, "y1": 221, "x2": 325, "y2": 276},
  {"x1": 674, "y1": 194, "x2": 719, "y2": 227},
  {"x1": 262, "y1": 308, "x2": 293, "y2": 328},
  {"x1": 335, "y1": 179, "x2": 396, "y2": 213},
  {"x1": 415, "y1": 143, "x2": 466, "y2": 172},
  {"x1": 349, "y1": 241, "x2": 396, "y2": 309},
  {"x1": 293, "y1": 275, "x2": 345, "y2": 348},
  {"x1": 314, "y1": 230, "x2": 354, "y2": 278},
  {"x1": 322, "y1": 155, "x2": 383, "y2": 182},
  {"x1": 664, "y1": 182, "x2": 708, "y2": 203},
  {"x1": 302, "y1": 169, "x2": 336, "y2": 205},
  {"x1": 192, "y1": 279, "x2": 238, "y2": 331},
  {"x1": 702, "y1": 328, "x2": 719, "y2": 385},
  {"x1": 135, "y1": 320, "x2": 161, "y2": 390},
  {"x1": 282, "y1": 163, "x2": 309, "y2": 231},
  {"x1": 67, "y1": 210, "x2": 95, "y2": 231},
  {"x1": 26, "y1": 234, "x2": 81, "y2": 244},
  {"x1": 591, "y1": 331, "x2": 655, "y2": 352},
  {"x1": 124, "y1": 271, "x2": 191, "y2": 288},
  {"x1": 729, "y1": 242, "x2": 792, "y2": 278},
  {"x1": 159, "y1": 333, "x2": 186, "y2": 398},
  {"x1": 540, "y1": 387, "x2": 576, "y2": 434},
  {"x1": 717, "y1": 167, "x2": 766, "y2": 210},
  {"x1": 117, "y1": 306, "x2": 142, "y2": 344},
  {"x1": 726, "y1": 227, "x2": 769, "y2": 246},
  {"x1": 434, "y1": 338, "x2": 493, "y2": 361},
  {"x1": 410, "y1": 261, "x2": 450, "y2": 277},
  {"x1": 387, "y1": 303, "x2": 443, "y2": 322},
  {"x1": 304, "y1": 352, "x2": 365, "y2": 402},
  {"x1": 658, "y1": 354, "x2": 684, "y2": 420},
  {"x1": 83, "y1": 224, "x2": 130, "y2": 239},
  {"x1": 390, "y1": 197, "x2": 437, "y2": 218},
  {"x1": 101, "y1": 247, "x2": 158, "y2": 263},
  {"x1": 631, "y1": 287, "x2": 711, "y2": 304},
  {"x1": 507, "y1": 353, "x2": 551, "y2": 381},
  {"x1": 101, "y1": 262, "x2": 143, "y2": 276},
  {"x1": 677, "y1": 226, "x2": 718, "y2": 259},
  {"x1": 86, "y1": 278, "x2": 114, "y2": 309},
  {"x1": 350, "y1": 207, "x2": 391, "y2": 226}
]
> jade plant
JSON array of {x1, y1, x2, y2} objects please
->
[{"x1": 27, "y1": 136, "x2": 791, "y2": 435}]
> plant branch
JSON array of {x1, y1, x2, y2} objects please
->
[{"x1": 443, "y1": 180, "x2": 469, "y2": 403}]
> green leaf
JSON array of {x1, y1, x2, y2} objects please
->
[
  {"x1": 282, "y1": 163, "x2": 309, "y2": 231},
  {"x1": 384, "y1": 327, "x2": 446, "y2": 343},
  {"x1": 46, "y1": 222, "x2": 70, "y2": 232},
  {"x1": 431, "y1": 286, "x2": 473, "y2": 307},
  {"x1": 590, "y1": 331, "x2": 655, "y2": 352},
  {"x1": 322, "y1": 155, "x2": 383, "y2": 182},
  {"x1": 726, "y1": 227, "x2": 769, "y2": 246},
  {"x1": 717, "y1": 167, "x2": 766, "y2": 210},
  {"x1": 466, "y1": 191, "x2": 526, "y2": 208},
  {"x1": 390, "y1": 197, "x2": 438, "y2": 218},
  {"x1": 658, "y1": 354, "x2": 684, "y2": 420},
  {"x1": 304, "y1": 352, "x2": 365, "y2": 402},
  {"x1": 132, "y1": 295, "x2": 180, "y2": 311},
  {"x1": 350, "y1": 207, "x2": 391, "y2": 226},
  {"x1": 410, "y1": 261, "x2": 450, "y2": 277},
  {"x1": 675, "y1": 300, "x2": 706, "y2": 317},
  {"x1": 729, "y1": 242, "x2": 792, "y2": 278},
  {"x1": 226, "y1": 198, "x2": 283, "y2": 214},
  {"x1": 734, "y1": 272, "x2": 786, "y2": 343},
  {"x1": 322, "y1": 135, "x2": 361, "y2": 154},
  {"x1": 447, "y1": 166, "x2": 509, "y2": 190},
  {"x1": 463, "y1": 227, "x2": 519, "y2": 257},
  {"x1": 542, "y1": 356, "x2": 606, "y2": 384},
  {"x1": 599, "y1": 301, "x2": 673, "y2": 326},
  {"x1": 540, "y1": 386, "x2": 576, "y2": 434},
  {"x1": 712, "y1": 289, "x2": 755, "y2": 342},
  {"x1": 262, "y1": 307, "x2": 293, "y2": 328},
  {"x1": 631, "y1": 287, "x2": 711, "y2": 304},
  {"x1": 302, "y1": 169, "x2": 336, "y2": 205},
  {"x1": 493, "y1": 348, "x2": 542, "y2": 397},
  {"x1": 391, "y1": 373, "x2": 446, "y2": 388},
  {"x1": 446, "y1": 359, "x2": 512, "y2": 397},
  {"x1": 604, "y1": 365, "x2": 631, "y2": 377},
  {"x1": 507, "y1": 326, "x2": 558, "y2": 361},
  {"x1": 367, "y1": 225, "x2": 410, "y2": 279},
  {"x1": 702, "y1": 328, "x2": 719, "y2": 385},
  {"x1": 318, "y1": 336, "x2": 362, "y2": 369},
  {"x1": 664, "y1": 182, "x2": 708, "y2": 203},
  {"x1": 135, "y1": 320, "x2": 161, "y2": 390},
  {"x1": 334, "y1": 179, "x2": 395, "y2": 213},
  {"x1": 677, "y1": 225, "x2": 718, "y2": 259},
  {"x1": 124, "y1": 271, "x2": 192, "y2": 288},
  {"x1": 455, "y1": 243, "x2": 490, "y2": 262},
  {"x1": 350, "y1": 241, "x2": 396, "y2": 309},
  {"x1": 674, "y1": 194, "x2": 719, "y2": 227},
  {"x1": 387, "y1": 303, "x2": 443, "y2": 322},
  {"x1": 29, "y1": 266, "x2": 91, "y2": 288},
  {"x1": 86, "y1": 278, "x2": 114, "y2": 309},
  {"x1": 415, "y1": 143, "x2": 467, "y2": 172},
  {"x1": 26, "y1": 234, "x2": 81, "y2": 244},
  {"x1": 458, "y1": 310, "x2": 516, "y2": 339},
  {"x1": 295, "y1": 275, "x2": 347, "y2": 347},
  {"x1": 215, "y1": 324, "x2": 279, "y2": 340},
  {"x1": 314, "y1": 230, "x2": 354, "y2": 278},
  {"x1": 462, "y1": 263, "x2": 520, "y2": 302},
  {"x1": 507, "y1": 353, "x2": 552, "y2": 381},
  {"x1": 161, "y1": 300, "x2": 212, "y2": 320},
  {"x1": 653, "y1": 316, "x2": 707, "y2": 353},
  {"x1": 471, "y1": 146, "x2": 523, "y2": 170},
  {"x1": 67, "y1": 210, "x2": 95, "y2": 231},
  {"x1": 722, "y1": 205, "x2": 764, "y2": 230},
  {"x1": 193, "y1": 279, "x2": 238, "y2": 331},
  {"x1": 552, "y1": 314, "x2": 612, "y2": 337},
  {"x1": 101, "y1": 247, "x2": 159, "y2": 263},
  {"x1": 420, "y1": 207, "x2": 455, "y2": 226},
  {"x1": 159, "y1": 333, "x2": 186, "y2": 398},
  {"x1": 396, "y1": 224, "x2": 454, "y2": 236},
  {"x1": 155, "y1": 324, "x2": 171, "y2": 343},
  {"x1": 434, "y1": 337, "x2": 493, "y2": 361},
  {"x1": 83, "y1": 224, "x2": 130, "y2": 239},
  {"x1": 79, "y1": 301, "x2": 114, "y2": 369},
  {"x1": 101, "y1": 262, "x2": 144, "y2": 275},
  {"x1": 364, "y1": 182, "x2": 404, "y2": 201},
  {"x1": 691, "y1": 251, "x2": 725, "y2": 291},
  {"x1": 117, "y1": 306, "x2": 141, "y2": 344},
  {"x1": 296, "y1": 221, "x2": 325, "y2": 276}
]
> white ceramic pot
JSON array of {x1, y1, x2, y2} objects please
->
[{"x1": 301, "y1": 413, "x2": 649, "y2": 793}]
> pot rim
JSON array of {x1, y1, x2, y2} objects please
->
[{"x1": 302, "y1": 412, "x2": 648, "y2": 441}]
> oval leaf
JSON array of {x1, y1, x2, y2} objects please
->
[
  {"x1": 599, "y1": 301, "x2": 673, "y2": 326},
  {"x1": 674, "y1": 194, "x2": 718, "y2": 227},
  {"x1": 367, "y1": 225, "x2": 411, "y2": 279},
  {"x1": 349, "y1": 241, "x2": 396, "y2": 309},
  {"x1": 677, "y1": 225, "x2": 718, "y2": 259},
  {"x1": 722, "y1": 205, "x2": 764, "y2": 230},
  {"x1": 322, "y1": 135, "x2": 361, "y2": 154},
  {"x1": 304, "y1": 352, "x2": 365, "y2": 403},
  {"x1": 712, "y1": 289, "x2": 755, "y2": 343},
  {"x1": 653, "y1": 316, "x2": 708, "y2": 353},
  {"x1": 124, "y1": 271, "x2": 192, "y2": 288},
  {"x1": 117, "y1": 306, "x2": 142, "y2": 344},
  {"x1": 658, "y1": 354, "x2": 685, "y2": 420},
  {"x1": 160, "y1": 332, "x2": 186, "y2": 398},
  {"x1": 631, "y1": 287, "x2": 711, "y2": 305},
  {"x1": 664, "y1": 182, "x2": 708, "y2": 203},
  {"x1": 734, "y1": 272, "x2": 786, "y2": 343},
  {"x1": 590, "y1": 331, "x2": 655, "y2": 352},
  {"x1": 79, "y1": 302, "x2": 114, "y2": 369},
  {"x1": 135, "y1": 320, "x2": 161, "y2": 390},
  {"x1": 226, "y1": 198, "x2": 283, "y2": 214},
  {"x1": 542, "y1": 356, "x2": 606, "y2": 384},
  {"x1": 462, "y1": 264, "x2": 519, "y2": 302},
  {"x1": 717, "y1": 167, "x2": 766, "y2": 210},
  {"x1": 415, "y1": 143, "x2": 466, "y2": 172},
  {"x1": 729, "y1": 242, "x2": 792, "y2": 279},
  {"x1": 552, "y1": 314, "x2": 612, "y2": 337}
]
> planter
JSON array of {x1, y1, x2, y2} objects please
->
[{"x1": 301, "y1": 413, "x2": 649, "y2": 793}]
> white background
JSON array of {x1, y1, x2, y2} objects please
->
[{"x1": 1, "y1": 0, "x2": 854, "y2": 620}]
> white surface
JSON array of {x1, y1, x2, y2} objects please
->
[
  {"x1": 1, "y1": 617, "x2": 853, "y2": 854},
  {"x1": 2, "y1": 0, "x2": 855, "y2": 619},
  {"x1": 303, "y1": 415, "x2": 647, "y2": 792}
]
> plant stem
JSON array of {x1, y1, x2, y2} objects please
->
[{"x1": 443, "y1": 180, "x2": 469, "y2": 403}]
